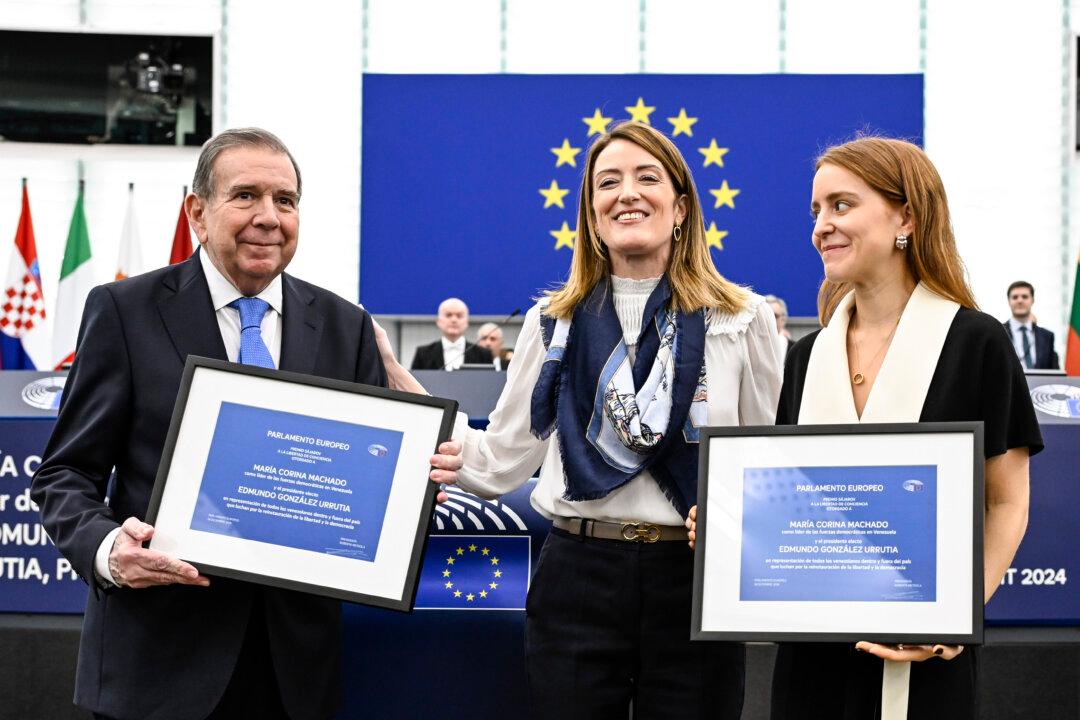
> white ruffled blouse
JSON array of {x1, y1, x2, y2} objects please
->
[{"x1": 451, "y1": 277, "x2": 783, "y2": 526}]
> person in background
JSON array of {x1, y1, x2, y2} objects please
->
[
  {"x1": 411, "y1": 297, "x2": 493, "y2": 370},
  {"x1": 764, "y1": 293, "x2": 793, "y2": 365},
  {"x1": 476, "y1": 321, "x2": 514, "y2": 371},
  {"x1": 1004, "y1": 280, "x2": 1059, "y2": 370},
  {"x1": 374, "y1": 121, "x2": 781, "y2": 719}
]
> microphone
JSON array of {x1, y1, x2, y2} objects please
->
[{"x1": 443, "y1": 308, "x2": 522, "y2": 370}]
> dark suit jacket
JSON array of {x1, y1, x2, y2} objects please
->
[
  {"x1": 410, "y1": 339, "x2": 492, "y2": 370},
  {"x1": 1003, "y1": 320, "x2": 1059, "y2": 370},
  {"x1": 31, "y1": 252, "x2": 385, "y2": 720}
]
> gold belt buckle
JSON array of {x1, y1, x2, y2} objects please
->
[{"x1": 621, "y1": 521, "x2": 661, "y2": 543}]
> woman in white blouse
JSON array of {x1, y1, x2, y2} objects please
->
[{"x1": 380, "y1": 121, "x2": 781, "y2": 719}]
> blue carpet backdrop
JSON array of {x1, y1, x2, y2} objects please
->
[{"x1": 360, "y1": 74, "x2": 922, "y2": 317}]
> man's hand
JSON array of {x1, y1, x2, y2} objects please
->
[
  {"x1": 108, "y1": 517, "x2": 210, "y2": 589},
  {"x1": 430, "y1": 440, "x2": 463, "y2": 504}
]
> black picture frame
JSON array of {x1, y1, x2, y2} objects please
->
[
  {"x1": 691, "y1": 422, "x2": 984, "y2": 645},
  {"x1": 145, "y1": 356, "x2": 457, "y2": 612}
]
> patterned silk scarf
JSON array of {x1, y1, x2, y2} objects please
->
[{"x1": 530, "y1": 276, "x2": 707, "y2": 516}]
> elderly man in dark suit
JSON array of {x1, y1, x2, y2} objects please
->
[
  {"x1": 1004, "y1": 280, "x2": 1060, "y2": 370},
  {"x1": 410, "y1": 297, "x2": 493, "y2": 370},
  {"x1": 32, "y1": 128, "x2": 461, "y2": 720}
]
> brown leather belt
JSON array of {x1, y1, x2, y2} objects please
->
[{"x1": 553, "y1": 517, "x2": 689, "y2": 543}]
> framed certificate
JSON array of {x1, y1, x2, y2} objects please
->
[
  {"x1": 145, "y1": 356, "x2": 457, "y2": 611},
  {"x1": 691, "y1": 422, "x2": 984, "y2": 645}
]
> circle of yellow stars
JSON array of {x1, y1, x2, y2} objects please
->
[
  {"x1": 442, "y1": 543, "x2": 503, "y2": 603},
  {"x1": 541, "y1": 97, "x2": 737, "y2": 252}
]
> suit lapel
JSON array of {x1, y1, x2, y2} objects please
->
[
  {"x1": 158, "y1": 251, "x2": 228, "y2": 364},
  {"x1": 279, "y1": 274, "x2": 322, "y2": 374}
]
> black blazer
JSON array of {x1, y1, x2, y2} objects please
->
[
  {"x1": 410, "y1": 339, "x2": 493, "y2": 370},
  {"x1": 31, "y1": 252, "x2": 385, "y2": 720},
  {"x1": 1002, "y1": 320, "x2": 1059, "y2": 370}
]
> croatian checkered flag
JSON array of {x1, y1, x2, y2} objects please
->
[{"x1": 1, "y1": 179, "x2": 48, "y2": 370}]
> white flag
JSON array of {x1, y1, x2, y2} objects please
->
[{"x1": 116, "y1": 184, "x2": 142, "y2": 281}]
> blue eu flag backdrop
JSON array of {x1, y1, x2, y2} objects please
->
[{"x1": 360, "y1": 74, "x2": 922, "y2": 317}]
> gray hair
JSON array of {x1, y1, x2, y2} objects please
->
[
  {"x1": 476, "y1": 322, "x2": 501, "y2": 339},
  {"x1": 191, "y1": 127, "x2": 302, "y2": 199},
  {"x1": 764, "y1": 294, "x2": 788, "y2": 319}
]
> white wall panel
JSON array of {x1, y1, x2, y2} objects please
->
[
  {"x1": 0, "y1": 0, "x2": 79, "y2": 29},
  {"x1": 366, "y1": 0, "x2": 500, "y2": 73},
  {"x1": 506, "y1": 0, "x2": 638, "y2": 73},
  {"x1": 646, "y1": 0, "x2": 779, "y2": 73},
  {"x1": 85, "y1": 0, "x2": 219, "y2": 33},
  {"x1": 925, "y1": 1, "x2": 1064, "y2": 341},
  {"x1": 226, "y1": 0, "x2": 362, "y2": 301},
  {"x1": 785, "y1": 0, "x2": 921, "y2": 73}
]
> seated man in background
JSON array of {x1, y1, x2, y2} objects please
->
[
  {"x1": 765, "y1": 293, "x2": 793, "y2": 366},
  {"x1": 476, "y1": 321, "x2": 514, "y2": 371},
  {"x1": 411, "y1": 297, "x2": 492, "y2": 370},
  {"x1": 1004, "y1": 280, "x2": 1059, "y2": 369}
]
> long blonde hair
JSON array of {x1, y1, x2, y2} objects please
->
[
  {"x1": 544, "y1": 121, "x2": 748, "y2": 319},
  {"x1": 815, "y1": 137, "x2": 977, "y2": 324}
]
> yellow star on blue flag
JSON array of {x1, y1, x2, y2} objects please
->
[
  {"x1": 551, "y1": 139, "x2": 581, "y2": 167},
  {"x1": 625, "y1": 97, "x2": 656, "y2": 124},
  {"x1": 667, "y1": 108, "x2": 698, "y2": 137},
  {"x1": 582, "y1": 109, "x2": 612, "y2": 137},
  {"x1": 709, "y1": 181, "x2": 740, "y2": 209},
  {"x1": 539, "y1": 180, "x2": 570, "y2": 209},
  {"x1": 550, "y1": 222, "x2": 576, "y2": 250},
  {"x1": 698, "y1": 139, "x2": 729, "y2": 168}
]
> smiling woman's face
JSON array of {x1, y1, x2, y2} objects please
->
[
  {"x1": 810, "y1": 163, "x2": 910, "y2": 285},
  {"x1": 591, "y1": 139, "x2": 686, "y2": 274}
]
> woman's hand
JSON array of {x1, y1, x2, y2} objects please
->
[
  {"x1": 855, "y1": 642, "x2": 964, "y2": 662},
  {"x1": 686, "y1": 505, "x2": 697, "y2": 549},
  {"x1": 429, "y1": 440, "x2": 463, "y2": 504},
  {"x1": 370, "y1": 317, "x2": 428, "y2": 394},
  {"x1": 371, "y1": 317, "x2": 400, "y2": 370}
]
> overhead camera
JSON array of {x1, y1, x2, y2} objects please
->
[{"x1": 97, "y1": 48, "x2": 198, "y2": 143}]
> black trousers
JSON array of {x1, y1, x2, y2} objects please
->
[
  {"x1": 94, "y1": 593, "x2": 288, "y2": 720},
  {"x1": 525, "y1": 528, "x2": 744, "y2": 720}
]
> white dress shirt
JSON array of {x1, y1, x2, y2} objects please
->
[
  {"x1": 441, "y1": 336, "x2": 466, "y2": 370},
  {"x1": 451, "y1": 277, "x2": 782, "y2": 526},
  {"x1": 94, "y1": 252, "x2": 283, "y2": 585},
  {"x1": 1007, "y1": 318, "x2": 1037, "y2": 366}
]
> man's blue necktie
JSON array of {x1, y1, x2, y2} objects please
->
[
  {"x1": 229, "y1": 297, "x2": 275, "y2": 369},
  {"x1": 1020, "y1": 325, "x2": 1034, "y2": 369}
]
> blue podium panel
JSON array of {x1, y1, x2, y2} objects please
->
[
  {"x1": 341, "y1": 480, "x2": 547, "y2": 719},
  {"x1": 0, "y1": 417, "x2": 87, "y2": 613},
  {"x1": 985, "y1": 377, "x2": 1080, "y2": 625}
]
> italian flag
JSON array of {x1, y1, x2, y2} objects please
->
[
  {"x1": 1069, "y1": 250, "x2": 1080, "y2": 375},
  {"x1": 52, "y1": 183, "x2": 95, "y2": 369}
]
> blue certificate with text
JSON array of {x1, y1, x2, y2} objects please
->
[
  {"x1": 190, "y1": 402, "x2": 404, "y2": 562},
  {"x1": 740, "y1": 465, "x2": 937, "y2": 602}
]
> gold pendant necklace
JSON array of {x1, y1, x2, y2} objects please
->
[{"x1": 850, "y1": 315, "x2": 901, "y2": 386}]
